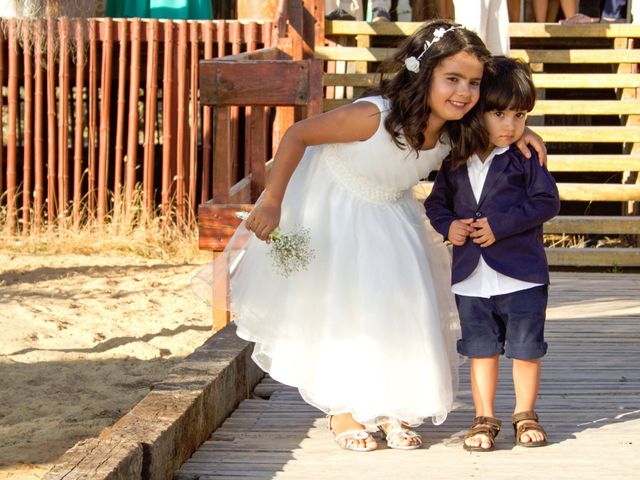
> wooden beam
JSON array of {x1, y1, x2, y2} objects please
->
[
  {"x1": 545, "y1": 216, "x2": 640, "y2": 234},
  {"x1": 546, "y1": 248, "x2": 640, "y2": 267},
  {"x1": 324, "y1": 20, "x2": 640, "y2": 38},
  {"x1": 547, "y1": 155, "x2": 640, "y2": 172},
  {"x1": 200, "y1": 59, "x2": 312, "y2": 106},
  {"x1": 415, "y1": 182, "x2": 640, "y2": 201},
  {"x1": 315, "y1": 46, "x2": 640, "y2": 64},
  {"x1": 530, "y1": 100, "x2": 640, "y2": 116},
  {"x1": 533, "y1": 126, "x2": 640, "y2": 143}
]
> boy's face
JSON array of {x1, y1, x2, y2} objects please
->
[{"x1": 483, "y1": 109, "x2": 528, "y2": 149}]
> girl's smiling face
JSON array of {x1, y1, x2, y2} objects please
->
[{"x1": 427, "y1": 51, "x2": 484, "y2": 126}]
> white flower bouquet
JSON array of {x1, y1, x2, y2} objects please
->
[{"x1": 235, "y1": 211, "x2": 315, "y2": 278}]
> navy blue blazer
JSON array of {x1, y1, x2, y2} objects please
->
[{"x1": 424, "y1": 145, "x2": 560, "y2": 285}]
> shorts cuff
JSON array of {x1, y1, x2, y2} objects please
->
[
  {"x1": 506, "y1": 342, "x2": 548, "y2": 360},
  {"x1": 457, "y1": 339, "x2": 504, "y2": 358}
]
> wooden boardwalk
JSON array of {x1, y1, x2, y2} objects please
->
[{"x1": 176, "y1": 272, "x2": 640, "y2": 479}]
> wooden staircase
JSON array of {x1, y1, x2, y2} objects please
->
[
  {"x1": 319, "y1": 21, "x2": 640, "y2": 267},
  {"x1": 197, "y1": 14, "x2": 640, "y2": 275}
]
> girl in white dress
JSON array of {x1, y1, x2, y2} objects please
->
[{"x1": 196, "y1": 20, "x2": 546, "y2": 452}]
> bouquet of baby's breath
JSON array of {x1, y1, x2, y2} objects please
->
[{"x1": 236, "y1": 212, "x2": 315, "y2": 277}]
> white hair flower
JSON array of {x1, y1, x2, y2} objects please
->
[
  {"x1": 404, "y1": 56, "x2": 420, "y2": 73},
  {"x1": 404, "y1": 25, "x2": 465, "y2": 73}
]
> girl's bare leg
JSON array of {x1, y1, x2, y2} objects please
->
[
  {"x1": 532, "y1": 0, "x2": 548, "y2": 21},
  {"x1": 329, "y1": 413, "x2": 376, "y2": 450}
]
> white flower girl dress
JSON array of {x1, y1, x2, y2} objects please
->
[{"x1": 194, "y1": 95, "x2": 461, "y2": 428}]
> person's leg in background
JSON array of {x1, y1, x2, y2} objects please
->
[
  {"x1": 454, "y1": 0, "x2": 509, "y2": 55},
  {"x1": 508, "y1": 0, "x2": 521, "y2": 21},
  {"x1": 601, "y1": 0, "x2": 627, "y2": 22},
  {"x1": 326, "y1": 0, "x2": 360, "y2": 20},
  {"x1": 371, "y1": 0, "x2": 393, "y2": 21}
]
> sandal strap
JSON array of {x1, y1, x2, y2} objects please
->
[
  {"x1": 334, "y1": 429, "x2": 371, "y2": 442},
  {"x1": 471, "y1": 416, "x2": 502, "y2": 433},
  {"x1": 512, "y1": 410, "x2": 539, "y2": 424},
  {"x1": 465, "y1": 424, "x2": 498, "y2": 441}
]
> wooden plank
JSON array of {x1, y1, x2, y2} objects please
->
[
  {"x1": 200, "y1": 60, "x2": 312, "y2": 106},
  {"x1": 415, "y1": 182, "x2": 640, "y2": 201},
  {"x1": 315, "y1": 46, "x2": 640, "y2": 64},
  {"x1": 533, "y1": 126, "x2": 640, "y2": 143},
  {"x1": 322, "y1": 73, "x2": 640, "y2": 89},
  {"x1": 547, "y1": 154, "x2": 640, "y2": 172},
  {"x1": 197, "y1": 203, "x2": 252, "y2": 251},
  {"x1": 324, "y1": 98, "x2": 640, "y2": 115},
  {"x1": 531, "y1": 100, "x2": 640, "y2": 116},
  {"x1": 324, "y1": 20, "x2": 640, "y2": 38},
  {"x1": 546, "y1": 248, "x2": 640, "y2": 266},
  {"x1": 545, "y1": 216, "x2": 640, "y2": 234}
]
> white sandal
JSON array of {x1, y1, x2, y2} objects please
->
[
  {"x1": 379, "y1": 422, "x2": 423, "y2": 450},
  {"x1": 328, "y1": 415, "x2": 377, "y2": 452}
]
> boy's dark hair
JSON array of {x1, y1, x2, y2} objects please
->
[
  {"x1": 365, "y1": 20, "x2": 491, "y2": 155},
  {"x1": 446, "y1": 56, "x2": 536, "y2": 169}
]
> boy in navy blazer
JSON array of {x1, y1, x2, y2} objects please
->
[{"x1": 425, "y1": 57, "x2": 560, "y2": 452}]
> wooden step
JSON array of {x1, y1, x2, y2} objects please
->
[
  {"x1": 545, "y1": 248, "x2": 640, "y2": 267},
  {"x1": 534, "y1": 126, "x2": 640, "y2": 143},
  {"x1": 415, "y1": 182, "x2": 640, "y2": 202},
  {"x1": 544, "y1": 216, "x2": 640, "y2": 234},
  {"x1": 530, "y1": 100, "x2": 640, "y2": 115},
  {"x1": 323, "y1": 97, "x2": 640, "y2": 116},
  {"x1": 315, "y1": 46, "x2": 640, "y2": 64},
  {"x1": 323, "y1": 73, "x2": 640, "y2": 89},
  {"x1": 547, "y1": 154, "x2": 640, "y2": 172},
  {"x1": 325, "y1": 21, "x2": 640, "y2": 39}
]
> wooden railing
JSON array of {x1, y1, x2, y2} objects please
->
[{"x1": 0, "y1": 16, "x2": 273, "y2": 234}]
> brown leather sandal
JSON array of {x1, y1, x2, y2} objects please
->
[
  {"x1": 512, "y1": 411, "x2": 548, "y2": 447},
  {"x1": 463, "y1": 416, "x2": 502, "y2": 452}
]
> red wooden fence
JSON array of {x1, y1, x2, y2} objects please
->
[{"x1": 0, "y1": 17, "x2": 273, "y2": 234}]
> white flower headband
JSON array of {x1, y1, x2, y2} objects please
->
[{"x1": 404, "y1": 25, "x2": 465, "y2": 73}]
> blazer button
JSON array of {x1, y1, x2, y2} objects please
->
[{"x1": 474, "y1": 211, "x2": 483, "y2": 218}]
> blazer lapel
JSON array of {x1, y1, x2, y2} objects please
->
[
  {"x1": 478, "y1": 153, "x2": 511, "y2": 207},
  {"x1": 456, "y1": 163, "x2": 479, "y2": 209}
]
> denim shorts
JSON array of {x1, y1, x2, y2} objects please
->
[{"x1": 455, "y1": 285, "x2": 548, "y2": 360}]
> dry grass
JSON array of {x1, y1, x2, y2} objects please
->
[{"x1": 0, "y1": 189, "x2": 207, "y2": 263}]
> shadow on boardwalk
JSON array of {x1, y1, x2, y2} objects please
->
[{"x1": 176, "y1": 272, "x2": 640, "y2": 480}]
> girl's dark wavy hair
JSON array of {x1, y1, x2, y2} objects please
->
[
  {"x1": 447, "y1": 56, "x2": 537, "y2": 169},
  {"x1": 365, "y1": 20, "x2": 491, "y2": 155}
]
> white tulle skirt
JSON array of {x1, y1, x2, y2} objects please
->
[{"x1": 193, "y1": 146, "x2": 462, "y2": 428}]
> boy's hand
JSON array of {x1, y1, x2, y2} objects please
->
[
  {"x1": 470, "y1": 217, "x2": 496, "y2": 247},
  {"x1": 448, "y1": 218, "x2": 475, "y2": 246}
]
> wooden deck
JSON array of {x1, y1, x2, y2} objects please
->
[{"x1": 176, "y1": 272, "x2": 640, "y2": 479}]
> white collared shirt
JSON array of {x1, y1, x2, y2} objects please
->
[{"x1": 451, "y1": 147, "x2": 542, "y2": 298}]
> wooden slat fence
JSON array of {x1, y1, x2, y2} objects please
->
[{"x1": 0, "y1": 16, "x2": 273, "y2": 235}]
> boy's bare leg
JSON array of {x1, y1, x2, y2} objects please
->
[
  {"x1": 466, "y1": 356, "x2": 500, "y2": 449},
  {"x1": 512, "y1": 358, "x2": 545, "y2": 443}
]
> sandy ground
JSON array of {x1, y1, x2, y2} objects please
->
[{"x1": 0, "y1": 252, "x2": 214, "y2": 480}]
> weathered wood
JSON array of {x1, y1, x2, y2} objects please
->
[
  {"x1": 544, "y1": 216, "x2": 640, "y2": 234},
  {"x1": 44, "y1": 438, "x2": 143, "y2": 480},
  {"x1": 415, "y1": 182, "x2": 640, "y2": 202},
  {"x1": 531, "y1": 100, "x2": 640, "y2": 116},
  {"x1": 322, "y1": 73, "x2": 640, "y2": 89},
  {"x1": 315, "y1": 46, "x2": 640, "y2": 64},
  {"x1": 198, "y1": 203, "x2": 253, "y2": 251},
  {"x1": 177, "y1": 273, "x2": 640, "y2": 480},
  {"x1": 546, "y1": 248, "x2": 640, "y2": 266},
  {"x1": 200, "y1": 60, "x2": 314, "y2": 106},
  {"x1": 324, "y1": 20, "x2": 640, "y2": 38},
  {"x1": 547, "y1": 154, "x2": 640, "y2": 172},
  {"x1": 46, "y1": 324, "x2": 264, "y2": 480}
]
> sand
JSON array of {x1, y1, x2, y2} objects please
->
[{"x1": 0, "y1": 252, "x2": 213, "y2": 479}]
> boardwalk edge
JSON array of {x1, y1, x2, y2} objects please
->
[{"x1": 44, "y1": 324, "x2": 264, "y2": 480}]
